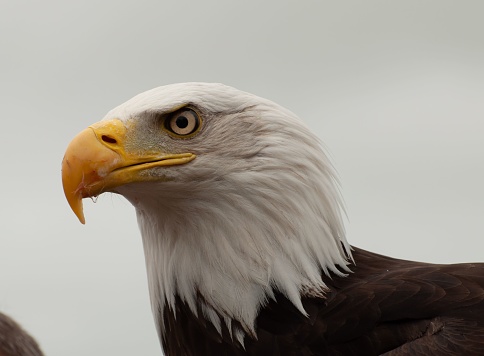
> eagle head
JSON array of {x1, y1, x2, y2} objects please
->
[{"x1": 62, "y1": 83, "x2": 351, "y2": 342}]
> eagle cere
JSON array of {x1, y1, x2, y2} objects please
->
[{"x1": 62, "y1": 83, "x2": 484, "y2": 355}]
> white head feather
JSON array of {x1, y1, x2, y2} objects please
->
[{"x1": 103, "y1": 83, "x2": 352, "y2": 342}]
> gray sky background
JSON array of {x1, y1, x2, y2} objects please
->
[{"x1": 1, "y1": 1, "x2": 483, "y2": 355}]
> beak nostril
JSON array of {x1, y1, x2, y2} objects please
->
[{"x1": 101, "y1": 135, "x2": 117, "y2": 144}]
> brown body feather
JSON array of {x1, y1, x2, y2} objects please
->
[{"x1": 162, "y1": 247, "x2": 484, "y2": 355}]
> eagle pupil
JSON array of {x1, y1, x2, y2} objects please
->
[{"x1": 176, "y1": 116, "x2": 189, "y2": 129}]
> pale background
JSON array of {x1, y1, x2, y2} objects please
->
[{"x1": 1, "y1": 1, "x2": 483, "y2": 355}]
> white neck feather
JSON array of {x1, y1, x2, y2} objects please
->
[{"x1": 125, "y1": 152, "x2": 350, "y2": 343}]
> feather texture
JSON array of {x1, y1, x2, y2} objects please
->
[{"x1": 162, "y1": 248, "x2": 484, "y2": 355}]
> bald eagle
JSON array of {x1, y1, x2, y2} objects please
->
[{"x1": 62, "y1": 83, "x2": 484, "y2": 355}]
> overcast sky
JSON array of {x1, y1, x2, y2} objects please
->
[{"x1": 1, "y1": 1, "x2": 483, "y2": 355}]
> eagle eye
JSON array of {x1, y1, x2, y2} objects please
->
[{"x1": 165, "y1": 109, "x2": 200, "y2": 137}]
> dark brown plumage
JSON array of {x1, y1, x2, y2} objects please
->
[
  {"x1": 162, "y1": 248, "x2": 484, "y2": 355},
  {"x1": 0, "y1": 313, "x2": 43, "y2": 356}
]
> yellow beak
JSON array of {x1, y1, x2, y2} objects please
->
[{"x1": 61, "y1": 119, "x2": 196, "y2": 224}]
